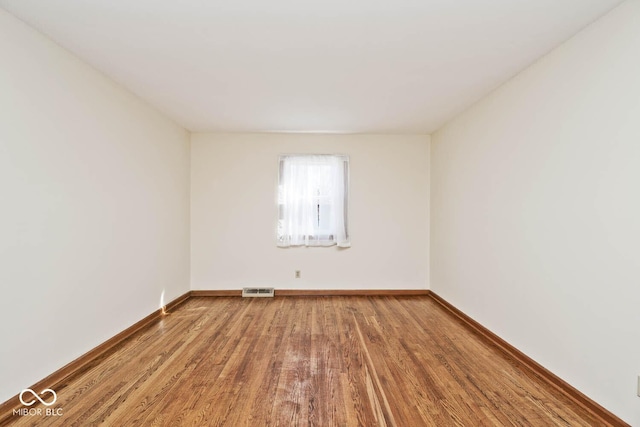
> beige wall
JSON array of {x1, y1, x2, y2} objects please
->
[
  {"x1": 0, "y1": 9, "x2": 190, "y2": 403},
  {"x1": 191, "y1": 133, "x2": 430, "y2": 290},
  {"x1": 430, "y1": 2, "x2": 640, "y2": 424}
]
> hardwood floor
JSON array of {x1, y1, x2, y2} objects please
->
[{"x1": 3, "y1": 296, "x2": 613, "y2": 426}]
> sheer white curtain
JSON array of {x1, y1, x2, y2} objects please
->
[{"x1": 278, "y1": 155, "x2": 350, "y2": 247}]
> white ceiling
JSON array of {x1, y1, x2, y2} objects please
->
[{"x1": 0, "y1": 0, "x2": 624, "y2": 133}]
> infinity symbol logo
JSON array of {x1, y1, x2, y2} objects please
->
[{"x1": 19, "y1": 389, "x2": 57, "y2": 407}]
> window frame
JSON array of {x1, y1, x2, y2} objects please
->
[{"x1": 277, "y1": 154, "x2": 350, "y2": 248}]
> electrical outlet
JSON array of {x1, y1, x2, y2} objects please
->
[{"x1": 295, "y1": 270, "x2": 301, "y2": 279}]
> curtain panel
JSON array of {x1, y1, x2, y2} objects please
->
[{"x1": 277, "y1": 154, "x2": 350, "y2": 248}]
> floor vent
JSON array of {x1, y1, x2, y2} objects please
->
[{"x1": 242, "y1": 287, "x2": 275, "y2": 298}]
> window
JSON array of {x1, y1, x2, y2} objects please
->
[{"x1": 277, "y1": 154, "x2": 350, "y2": 247}]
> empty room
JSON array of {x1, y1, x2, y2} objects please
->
[{"x1": 1, "y1": 0, "x2": 638, "y2": 425}]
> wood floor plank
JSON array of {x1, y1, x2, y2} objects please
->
[{"x1": 1, "y1": 296, "x2": 621, "y2": 426}]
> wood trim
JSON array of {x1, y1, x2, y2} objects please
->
[
  {"x1": 428, "y1": 292, "x2": 629, "y2": 427},
  {"x1": 190, "y1": 290, "x2": 243, "y2": 297},
  {"x1": 164, "y1": 291, "x2": 191, "y2": 312},
  {"x1": 276, "y1": 289, "x2": 431, "y2": 296},
  {"x1": 0, "y1": 291, "x2": 191, "y2": 423},
  {"x1": 190, "y1": 289, "x2": 430, "y2": 297}
]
